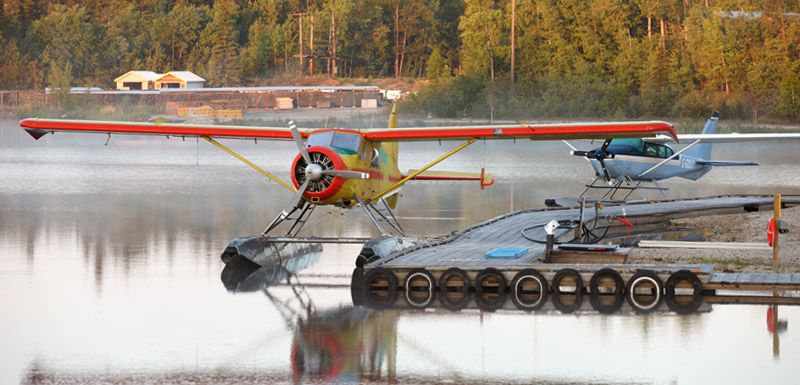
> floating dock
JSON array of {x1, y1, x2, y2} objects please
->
[{"x1": 351, "y1": 195, "x2": 800, "y2": 313}]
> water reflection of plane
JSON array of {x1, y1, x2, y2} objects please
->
[
  {"x1": 220, "y1": 241, "x2": 323, "y2": 292},
  {"x1": 221, "y1": 244, "x2": 400, "y2": 382}
]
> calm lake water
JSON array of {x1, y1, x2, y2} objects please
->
[{"x1": 2, "y1": 117, "x2": 800, "y2": 384}]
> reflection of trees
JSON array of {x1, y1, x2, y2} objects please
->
[{"x1": 0, "y1": 185, "x2": 289, "y2": 285}]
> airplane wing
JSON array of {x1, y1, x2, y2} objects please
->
[
  {"x1": 648, "y1": 132, "x2": 800, "y2": 144},
  {"x1": 695, "y1": 160, "x2": 758, "y2": 166},
  {"x1": 359, "y1": 121, "x2": 677, "y2": 142},
  {"x1": 20, "y1": 118, "x2": 677, "y2": 142},
  {"x1": 19, "y1": 118, "x2": 303, "y2": 140}
]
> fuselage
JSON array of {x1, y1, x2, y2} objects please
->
[
  {"x1": 292, "y1": 129, "x2": 401, "y2": 207},
  {"x1": 588, "y1": 138, "x2": 711, "y2": 181}
]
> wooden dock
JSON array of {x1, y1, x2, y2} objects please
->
[{"x1": 352, "y1": 195, "x2": 800, "y2": 314}]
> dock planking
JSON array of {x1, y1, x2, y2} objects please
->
[
  {"x1": 356, "y1": 195, "x2": 800, "y2": 309},
  {"x1": 707, "y1": 272, "x2": 800, "y2": 291},
  {"x1": 371, "y1": 195, "x2": 799, "y2": 269}
]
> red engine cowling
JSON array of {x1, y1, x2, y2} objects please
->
[{"x1": 291, "y1": 146, "x2": 347, "y2": 201}]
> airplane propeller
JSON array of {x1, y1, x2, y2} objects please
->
[
  {"x1": 290, "y1": 120, "x2": 312, "y2": 165},
  {"x1": 571, "y1": 139, "x2": 614, "y2": 183},
  {"x1": 285, "y1": 121, "x2": 371, "y2": 208}
]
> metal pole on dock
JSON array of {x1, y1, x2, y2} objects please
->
[
  {"x1": 545, "y1": 220, "x2": 559, "y2": 263},
  {"x1": 774, "y1": 194, "x2": 781, "y2": 269},
  {"x1": 575, "y1": 197, "x2": 585, "y2": 241}
]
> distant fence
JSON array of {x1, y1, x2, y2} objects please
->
[
  {"x1": 0, "y1": 87, "x2": 382, "y2": 114},
  {"x1": 0, "y1": 91, "x2": 47, "y2": 106}
]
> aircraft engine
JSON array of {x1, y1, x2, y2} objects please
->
[{"x1": 291, "y1": 146, "x2": 348, "y2": 202}]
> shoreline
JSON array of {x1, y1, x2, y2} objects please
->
[{"x1": 627, "y1": 205, "x2": 800, "y2": 273}]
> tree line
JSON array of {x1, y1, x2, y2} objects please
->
[{"x1": 1, "y1": 0, "x2": 798, "y2": 121}]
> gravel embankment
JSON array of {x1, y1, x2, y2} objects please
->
[{"x1": 627, "y1": 206, "x2": 800, "y2": 273}]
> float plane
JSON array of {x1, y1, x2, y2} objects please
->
[
  {"x1": 568, "y1": 110, "x2": 800, "y2": 200},
  {"x1": 20, "y1": 106, "x2": 677, "y2": 238}
]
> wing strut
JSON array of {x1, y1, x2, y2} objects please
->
[
  {"x1": 369, "y1": 138, "x2": 479, "y2": 201},
  {"x1": 202, "y1": 136, "x2": 296, "y2": 192}
]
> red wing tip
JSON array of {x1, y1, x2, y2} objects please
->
[
  {"x1": 23, "y1": 127, "x2": 49, "y2": 140},
  {"x1": 20, "y1": 118, "x2": 47, "y2": 139}
]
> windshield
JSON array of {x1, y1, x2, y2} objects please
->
[
  {"x1": 306, "y1": 132, "x2": 332, "y2": 147},
  {"x1": 329, "y1": 132, "x2": 363, "y2": 155},
  {"x1": 608, "y1": 138, "x2": 644, "y2": 153}
]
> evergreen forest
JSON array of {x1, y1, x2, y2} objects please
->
[{"x1": 1, "y1": 0, "x2": 799, "y2": 121}]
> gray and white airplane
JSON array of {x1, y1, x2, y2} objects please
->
[
  {"x1": 572, "y1": 110, "x2": 800, "y2": 182},
  {"x1": 568, "y1": 110, "x2": 800, "y2": 198}
]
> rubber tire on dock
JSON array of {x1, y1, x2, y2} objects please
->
[
  {"x1": 552, "y1": 268, "x2": 584, "y2": 314},
  {"x1": 589, "y1": 268, "x2": 624, "y2": 314},
  {"x1": 665, "y1": 269, "x2": 703, "y2": 315},
  {"x1": 626, "y1": 269, "x2": 663, "y2": 314},
  {"x1": 474, "y1": 268, "x2": 507, "y2": 312},
  {"x1": 403, "y1": 268, "x2": 437, "y2": 309},
  {"x1": 438, "y1": 267, "x2": 471, "y2": 311},
  {"x1": 362, "y1": 267, "x2": 398, "y2": 310},
  {"x1": 510, "y1": 269, "x2": 548, "y2": 311},
  {"x1": 351, "y1": 267, "x2": 365, "y2": 306}
]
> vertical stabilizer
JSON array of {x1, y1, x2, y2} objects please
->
[
  {"x1": 683, "y1": 110, "x2": 719, "y2": 160},
  {"x1": 381, "y1": 104, "x2": 400, "y2": 208},
  {"x1": 388, "y1": 103, "x2": 398, "y2": 129}
]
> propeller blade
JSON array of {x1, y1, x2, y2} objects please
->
[
  {"x1": 290, "y1": 121, "x2": 311, "y2": 165},
  {"x1": 287, "y1": 180, "x2": 310, "y2": 209},
  {"x1": 598, "y1": 158, "x2": 613, "y2": 183},
  {"x1": 321, "y1": 169, "x2": 370, "y2": 179},
  {"x1": 571, "y1": 150, "x2": 591, "y2": 157},
  {"x1": 600, "y1": 138, "x2": 612, "y2": 152}
]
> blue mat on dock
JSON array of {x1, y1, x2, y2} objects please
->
[{"x1": 486, "y1": 247, "x2": 528, "y2": 258}]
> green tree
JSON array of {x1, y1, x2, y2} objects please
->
[
  {"x1": 0, "y1": 30, "x2": 23, "y2": 89},
  {"x1": 46, "y1": 59, "x2": 73, "y2": 109},
  {"x1": 240, "y1": 17, "x2": 296, "y2": 78},
  {"x1": 29, "y1": 4, "x2": 101, "y2": 84},
  {"x1": 197, "y1": 0, "x2": 242, "y2": 86},
  {"x1": 426, "y1": 47, "x2": 450, "y2": 81},
  {"x1": 459, "y1": 0, "x2": 507, "y2": 81}
]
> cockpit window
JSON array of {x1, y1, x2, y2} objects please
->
[
  {"x1": 330, "y1": 132, "x2": 363, "y2": 155},
  {"x1": 306, "y1": 132, "x2": 332, "y2": 147},
  {"x1": 643, "y1": 142, "x2": 673, "y2": 159},
  {"x1": 305, "y1": 131, "x2": 363, "y2": 155},
  {"x1": 609, "y1": 138, "x2": 644, "y2": 153}
]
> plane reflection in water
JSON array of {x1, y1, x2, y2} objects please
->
[
  {"x1": 220, "y1": 241, "x2": 323, "y2": 292},
  {"x1": 221, "y1": 248, "x2": 797, "y2": 384},
  {"x1": 221, "y1": 243, "x2": 400, "y2": 382}
]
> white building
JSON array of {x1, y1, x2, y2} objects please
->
[
  {"x1": 154, "y1": 71, "x2": 206, "y2": 89},
  {"x1": 114, "y1": 71, "x2": 161, "y2": 90}
]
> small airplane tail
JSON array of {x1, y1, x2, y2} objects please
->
[
  {"x1": 388, "y1": 103, "x2": 398, "y2": 129},
  {"x1": 681, "y1": 110, "x2": 719, "y2": 160},
  {"x1": 383, "y1": 103, "x2": 399, "y2": 169}
]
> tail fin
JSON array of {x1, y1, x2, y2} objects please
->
[
  {"x1": 388, "y1": 103, "x2": 398, "y2": 129},
  {"x1": 382, "y1": 104, "x2": 399, "y2": 180},
  {"x1": 683, "y1": 110, "x2": 719, "y2": 160}
]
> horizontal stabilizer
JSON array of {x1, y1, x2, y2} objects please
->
[
  {"x1": 695, "y1": 160, "x2": 758, "y2": 166},
  {"x1": 405, "y1": 169, "x2": 494, "y2": 187}
]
